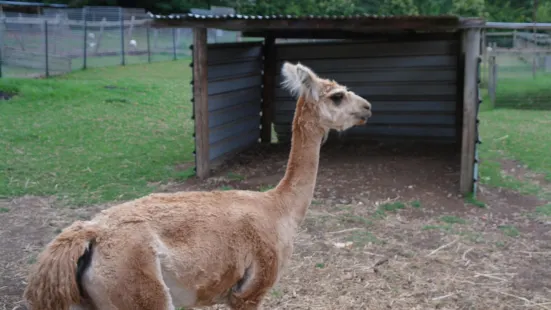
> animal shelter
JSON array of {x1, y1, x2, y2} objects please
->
[{"x1": 150, "y1": 14, "x2": 485, "y2": 196}]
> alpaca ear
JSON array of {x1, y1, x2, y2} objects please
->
[{"x1": 281, "y1": 62, "x2": 320, "y2": 101}]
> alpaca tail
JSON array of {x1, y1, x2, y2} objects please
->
[{"x1": 23, "y1": 220, "x2": 99, "y2": 310}]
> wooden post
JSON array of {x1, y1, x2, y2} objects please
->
[
  {"x1": 120, "y1": 7, "x2": 125, "y2": 66},
  {"x1": 455, "y1": 31, "x2": 465, "y2": 152},
  {"x1": 146, "y1": 23, "x2": 151, "y2": 63},
  {"x1": 44, "y1": 20, "x2": 49, "y2": 78},
  {"x1": 488, "y1": 55, "x2": 496, "y2": 106},
  {"x1": 172, "y1": 28, "x2": 177, "y2": 60},
  {"x1": 261, "y1": 35, "x2": 276, "y2": 144},
  {"x1": 193, "y1": 27, "x2": 209, "y2": 179},
  {"x1": 83, "y1": 7, "x2": 87, "y2": 69},
  {"x1": 481, "y1": 30, "x2": 488, "y2": 85},
  {"x1": 460, "y1": 28, "x2": 482, "y2": 195},
  {"x1": 127, "y1": 15, "x2": 135, "y2": 48},
  {"x1": 94, "y1": 18, "x2": 106, "y2": 55},
  {"x1": 488, "y1": 56, "x2": 497, "y2": 107}
]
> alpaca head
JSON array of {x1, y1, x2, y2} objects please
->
[{"x1": 280, "y1": 62, "x2": 372, "y2": 133}]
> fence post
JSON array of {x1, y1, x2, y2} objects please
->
[
  {"x1": 44, "y1": 20, "x2": 49, "y2": 77},
  {"x1": 83, "y1": 7, "x2": 87, "y2": 69},
  {"x1": 146, "y1": 23, "x2": 151, "y2": 63},
  {"x1": 0, "y1": 43, "x2": 3, "y2": 78},
  {"x1": 172, "y1": 28, "x2": 177, "y2": 60},
  {"x1": 0, "y1": 23, "x2": 3, "y2": 78},
  {"x1": 120, "y1": 7, "x2": 125, "y2": 66},
  {"x1": 488, "y1": 56, "x2": 497, "y2": 107}
]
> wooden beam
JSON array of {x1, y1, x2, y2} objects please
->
[
  {"x1": 485, "y1": 21, "x2": 551, "y2": 30},
  {"x1": 261, "y1": 35, "x2": 276, "y2": 144},
  {"x1": 460, "y1": 28, "x2": 482, "y2": 195},
  {"x1": 485, "y1": 31, "x2": 514, "y2": 36},
  {"x1": 242, "y1": 30, "x2": 453, "y2": 41},
  {"x1": 455, "y1": 31, "x2": 465, "y2": 153},
  {"x1": 192, "y1": 27, "x2": 210, "y2": 179}
]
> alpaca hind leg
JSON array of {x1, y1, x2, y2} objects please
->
[
  {"x1": 108, "y1": 261, "x2": 175, "y2": 310},
  {"x1": 86, "y1": 244, "x2": 175, "y2": 310}
]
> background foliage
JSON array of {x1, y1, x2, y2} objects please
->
[{"x1": 34, "y1": 0, "x2": 548, "y2": 22}]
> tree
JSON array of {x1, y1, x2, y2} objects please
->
[
  {"x1": 234, "y1": 0, "x2": 364, "y2": 16},
  {"x1": 378, "y1": 0, "x2": 419, "y2": 15},
  {"x1": 451, "y1": 0, "x2": 486, "y2": 17}
]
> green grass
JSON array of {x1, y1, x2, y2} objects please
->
[
  {"x1": 494, "y1": 74, "x2": 551, "y2": 110},
  {"x1": 440, "y1": 215, "x2": 467, "y2": 225},
  {"x1": 498, "y1": 225, "x2": 520, "y2": 238},
  {"x1": 478, "y1": 107, "x2": 551, "y2": 199},
  {"x1": 536, "y1": 204, "x2": 551, "y2": 217},
  {"x1": 259, "y1": 185, "x2": 275, "y2": 192},
  {"x1": 422, "y1": 224, "x2": 452, "y2": 231},
  {"x1": 0, "y1": 59, "x2": 195, "y2": 206},
  {"x1": 346, "y1": 230, "x2": 384, "y2": 246},
  {"x1": 464, "y1": 194, "x2": 487, "y2": 208},
  {"x1": 227, "y1": 172, "x2": 245, "y2": 181},
  {"x1": 373, "y1": 201, "x2": 406, "y2": 218}
]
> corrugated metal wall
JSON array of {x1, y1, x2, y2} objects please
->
[
  {"x1": 203, "y1": 42, "x2": 263, "y2": 164},
  {"x1": 272, "y1": 34, "x2": 460, "y2": 143}
]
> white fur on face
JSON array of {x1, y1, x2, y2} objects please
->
[{"x1": 281, "y1": 62, "x2": 371, "y2": 132}]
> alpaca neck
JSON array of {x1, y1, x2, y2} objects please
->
[{"x1": 274, "y1": 96, "x2": 325, "y2": 226}]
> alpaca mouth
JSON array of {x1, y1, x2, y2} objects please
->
[{"x1": 355, "y1": 114, "x2": 370, "y2": 125}]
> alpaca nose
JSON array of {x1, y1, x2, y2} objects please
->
[
  {"x1": 362, "y1": 101, "x2": 372, "y2": 118},
  {"x1": 364, "y1": 101, "x2": 371, "y2": 110},
  {"x1": 363, "y1": 101, "x2": 372, "y2": 114}
]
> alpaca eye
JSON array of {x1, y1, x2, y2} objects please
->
[{"x1": 330, "y1": 92, "x2": 344, "y2": 105}]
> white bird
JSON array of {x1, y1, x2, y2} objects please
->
[{"x1": 129, "y1": 39, "x2": 137, "y2": 47}]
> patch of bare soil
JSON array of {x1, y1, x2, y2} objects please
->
[
  {"x1": 1, "y1": 141, "x2": 550, "y2": 309},
  {"x1": 0, "y1": 196, "x2": 106, "y2": 309}
]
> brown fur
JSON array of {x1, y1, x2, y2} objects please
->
[
  {"x1": 22, "y1": 62, "x2": 371, "y2": 310},
  {"x1": 24, "y1": 221, "x2": 99, "y2": 310}
]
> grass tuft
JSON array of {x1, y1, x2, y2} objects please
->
[
  {"x1": 498, "y1": 225, "x2": 520, "y2": 238},
  {"x1": 536, "y1": 204, "x2": 551, "y2": 217},
  {"x1": 440, "y1": 215, "x2": 467, "y2": 225}
]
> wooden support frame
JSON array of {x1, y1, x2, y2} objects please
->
[
  {"x1": 193, "y1": 27, "x2": 210, "y2": 179},
  {"x1": 455, "y1": 31, "x2": 465, "y2": 153},
  {"x1": 261, "y1": 35, "x2": 276, "y2": 144},
  {"x1": 460, "y1": 28, "x2": 482, "y2": 195}
]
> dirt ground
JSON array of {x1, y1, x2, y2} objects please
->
[{"x1": 1, "y1": 141, "x2": 551, "y2": 310}]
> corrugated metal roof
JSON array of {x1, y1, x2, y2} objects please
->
[
  {"x1": 0, "y1": 0, "x2": 68, "y2": 8},
  {"x1": 148, "y1": 12, "x2": 484, "y2": 32},
  {"x1": 149, "y1": 12, "x2": 461, "y2": 22}
]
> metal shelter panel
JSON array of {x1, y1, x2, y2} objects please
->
[
  {"x1": 272, "y1": 34, "x2": 460, "y2": 143},
  {"x1": 203, "y1": 41, "x2": 263, "y2": 163}
]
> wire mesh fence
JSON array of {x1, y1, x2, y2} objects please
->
[
  {"x1": 0, "y1": 6, "x2": 241, "y2": 78},
  {"x1": 482, "y1": 26, "x2": 551, "y2": 110}
]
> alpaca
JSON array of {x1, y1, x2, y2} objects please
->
[{"x1": 22, "y1": 62, "x2": 372, "y2": 310}]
